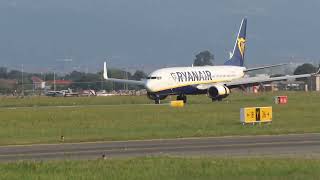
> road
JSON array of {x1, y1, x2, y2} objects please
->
[{"x1": 1, "y1": 133, "x2": 320, "y2": 162}]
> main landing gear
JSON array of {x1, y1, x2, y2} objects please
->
[
  {"x1": 155, "y1": 99, "x2": 161, "y2": 104},
  {"x1": 211, "y1": 97, "x2": 223, "y2": 102},
  {"x1": 177, "y1": 94, "x2": 187, "y2": 103}
]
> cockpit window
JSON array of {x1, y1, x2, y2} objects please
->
[{"x1": 147, "y1": 76, "x2": 161, "y2": 80}]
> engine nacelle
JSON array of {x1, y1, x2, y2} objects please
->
[
  {"x1": 207, "y1": 85, "x2": 230, "y2": 100},
  {"x1": 147, "y1": 92, "x2": 168, "y2": 100}
]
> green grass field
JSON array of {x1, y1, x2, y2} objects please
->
[
  {"x1": 1, "y1": 92, "x2": 320, "y2": 179},
  {"x1": 0, "y1": 95, "x2": 150, "y2": 107},
  {"x1": 0, "y1": 92, "x2": 319, "y2": 145},
  {"x1": 1, "y1": 157, "x2": 320, "y2": 180}
]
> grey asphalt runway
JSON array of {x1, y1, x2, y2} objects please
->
[{"x1": 1, "y1": 133, "x2": 320, "y2": 162}]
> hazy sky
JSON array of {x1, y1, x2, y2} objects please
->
[{"x1": 1, "y1": 0, "x2": 320, "y2": 72}]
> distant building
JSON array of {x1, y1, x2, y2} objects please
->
[
  {"x1": 31, "y1": 76, "x2": 73, "y2": 90},
  {"x1": 0, "y1": 79, "x2": 18, "y2": 94},
  {"x1": 46, "y1": 80, "x2": 72, "y2": 86},
  {"x1": 244, "y1": 72, "x2": 320, "y2": 92},
  {"x1": 277, "y1": 81, "x2": 306, "y2": 91},
  {"x1": 309, "y1": 74, "x2": 320, "y2": 91},
  {"x1": 31, "y1": 76, "x2": 45, "y2": 89}
]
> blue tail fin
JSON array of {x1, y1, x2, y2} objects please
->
[{"x1": 224, "y1": 18, "x2": 247, "y2": 67}]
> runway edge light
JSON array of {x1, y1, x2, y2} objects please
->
[{"x1": 240, "y1": 106, "x2": 272, "y2": 125}]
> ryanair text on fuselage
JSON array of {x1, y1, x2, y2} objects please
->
[{"x1": 170, "y1": 71, "x2": 238, "y2": 83}]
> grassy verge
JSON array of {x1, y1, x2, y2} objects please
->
[
  {"x1": 0, "y1": 95, "x2": 151, "y2": 107},
  {"x1": 1, "y1": 157, "x2": 320, "y2": 180},
  {"x1": 0, "y1": 92, "x2": 319, "y2": 145},
  {"x1": 0, "y1": 91, "x2": 314, "y2": 107}
]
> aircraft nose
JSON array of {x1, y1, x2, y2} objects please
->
[{"x1": 145, "y1": 80, "x2": 153, "y2": 92}]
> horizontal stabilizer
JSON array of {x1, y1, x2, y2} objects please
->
[{"x1": 244, "y1": 63, "x2": 288, "y2": 72}]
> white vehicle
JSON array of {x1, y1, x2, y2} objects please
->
[{"x1": 103, "y1": 18, "x2": 319, "y2": 104}]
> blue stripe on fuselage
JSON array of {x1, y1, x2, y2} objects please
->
[{"x1": 152, "y1": 85, "x2": 206, "y2": 96}]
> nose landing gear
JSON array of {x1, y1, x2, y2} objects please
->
[
  {"x1": 177, "y1": 94, "x2": 187, "y2": 103},
  {"x1": 147, "y1": 92, "x2": 168, "y2": 104}
]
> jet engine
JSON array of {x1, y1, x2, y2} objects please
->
[
  {"x1": 147, "y1": 92, "x2": 168, "y2": 100},
  {"x1": 207, "y1": 85, "x2": 230, "y2": 100}
]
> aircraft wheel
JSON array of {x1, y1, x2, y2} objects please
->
[
  {"x1": 182, "y1": 95, "x2": 187, "y2": 103},
  {"x1": 177, "y1": 95, "x2": 187, "y2": 103},
  {"x1": 155, "y1": 99, "x2": 160, "y2": 104}
]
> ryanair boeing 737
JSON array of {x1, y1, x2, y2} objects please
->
[{"x1": 103, "y1": 18, "x2": 319, "y2": 104}]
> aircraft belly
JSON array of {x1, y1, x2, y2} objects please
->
[{"x1": 154, "y1": 85, "x2": 206, "y2": 95}]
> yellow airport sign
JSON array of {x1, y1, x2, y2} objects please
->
[
  {"x1": 243, "y1": 107, "x2": 257, "y2": 123},
  {"x1": 240, "y1": 106, "x2": 272, "y2": 124},
  {"x1": 259, "y1": 107, "x2": 272, "y2": 121},
  {"x1": 170, "y1": 100, "x2": 184, "y2": 108}
]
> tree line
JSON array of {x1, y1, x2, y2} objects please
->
[
  {"x1": 0, "y1": 66, "x2": 148, "y2": 93},
  {"x1": 0, "y1": 50, "x2": 318, "y2": 94}
]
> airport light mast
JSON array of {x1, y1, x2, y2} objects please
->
[
  {"x1": 21, "y1": 64, "x2": 24, "y2": 96},
  {"x1": 53, "y1": 71, "x2": 56, "y2": 91}
]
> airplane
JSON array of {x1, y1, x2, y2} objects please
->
[{"x1": 103, "y1": 18, "x2": 319, "y2": 104}]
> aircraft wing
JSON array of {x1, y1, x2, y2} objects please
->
[
  {"x1": 105, "y1": 78, "x2": 145, "y2": 85},
  {"x1": 195, "y1": 69, "x2": 319, "y2": 90},
  {"x1": 225, "y1": 71, "x2": 319, "y2": 88},
  {"x1": 244, "y1": 63, "x2": 288, "y2": 72},
  {"x1": 103, "y1": 62, "x2": 145, "y2": 86}
]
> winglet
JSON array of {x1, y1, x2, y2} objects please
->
[
  {"x1": 314, "y1": 67, "x2": 320, "y2": 75},
  {"x1": 103, "y1": 62, "x2": 108, "y2": 79}
]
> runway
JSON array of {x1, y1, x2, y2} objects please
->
[{"x1": 1, "y1": 133, "x2": 320, "y2": 162}]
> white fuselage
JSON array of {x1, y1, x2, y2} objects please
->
[{"x1": 145, "y1": 66, "x2": 245, "y2": 93}]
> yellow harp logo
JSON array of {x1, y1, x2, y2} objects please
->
[{"x1": 237, "y1": 37, "x2": 246, "y2": 59}]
